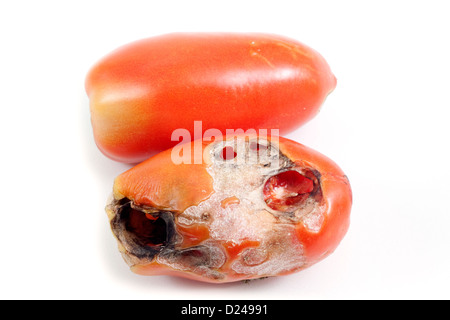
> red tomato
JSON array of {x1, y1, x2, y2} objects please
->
[
  {"x1": 85, "y1": 33, "x2": 336, "y2": 163},
  {"x1": 106, "y1": 135, "x2": 352, "y2": 283}
]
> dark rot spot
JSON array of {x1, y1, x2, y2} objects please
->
[
  {"x1": 221, "y1": 146, "x2": 237, "y2": 160},
  {"x1": 175, "y1": 247, "x2": 209, "y2": 268},
  {"x1": 110, "y1": 200, "x2": 176, "y2": 259},
  {"x1": 263, "y1": 170, "x2": 314, "y2": 212},
  {"x1": 125, "y1": 209, "x2": 167, "y2": 248}
]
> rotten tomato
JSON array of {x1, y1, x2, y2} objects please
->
[{"x1": 106, "y1": 135, "x2": 352, "y2": 283}]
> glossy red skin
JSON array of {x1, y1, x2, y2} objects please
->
[
  {"x1": 111, "y1": 136, "x2": 352, "y2": 283},
  {"x1": 85, "y1": 33, "x2": 337, "y2": 163}
]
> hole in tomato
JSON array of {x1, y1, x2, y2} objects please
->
[
  {"x1": 221, "y1": 146, "x2": 237, "y2": 160},
  {"x1": 124, "y1": 209, "x2": 167, "y2": 247},
  {"x1": 110, "y1": 200, "x2": 176, "y2": 259},
  {"x1": 263, "y1": 170, "x2": 315, "y2": 212}
]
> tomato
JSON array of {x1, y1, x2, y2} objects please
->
[
  {"x1": 85, "y1": 33, "x2": 336, "y2": 163},
  {"x1": 106, "y1": 135, "x2": 352, "y2": 283}
]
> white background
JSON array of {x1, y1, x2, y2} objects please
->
[{"x1": 1, "y1": 0, "x2": 449, "y2": 300}]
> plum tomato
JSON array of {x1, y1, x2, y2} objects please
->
[
  {"x1": 106, "y1": 135, "x2": 352, "y2": 283},
  {"x1": 85, "y1": 33, "x2": 337, "y2": 163}
]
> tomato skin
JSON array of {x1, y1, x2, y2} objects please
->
[
  {"x1": 86, "y1": 33, "x2": 337, "y2": 163},
  {"x1": 112, "y1": 140, "x2": 214, "y2": 212},
  {"x1": 108, "y1": 135, "x2": 351, "y2": 283}
]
